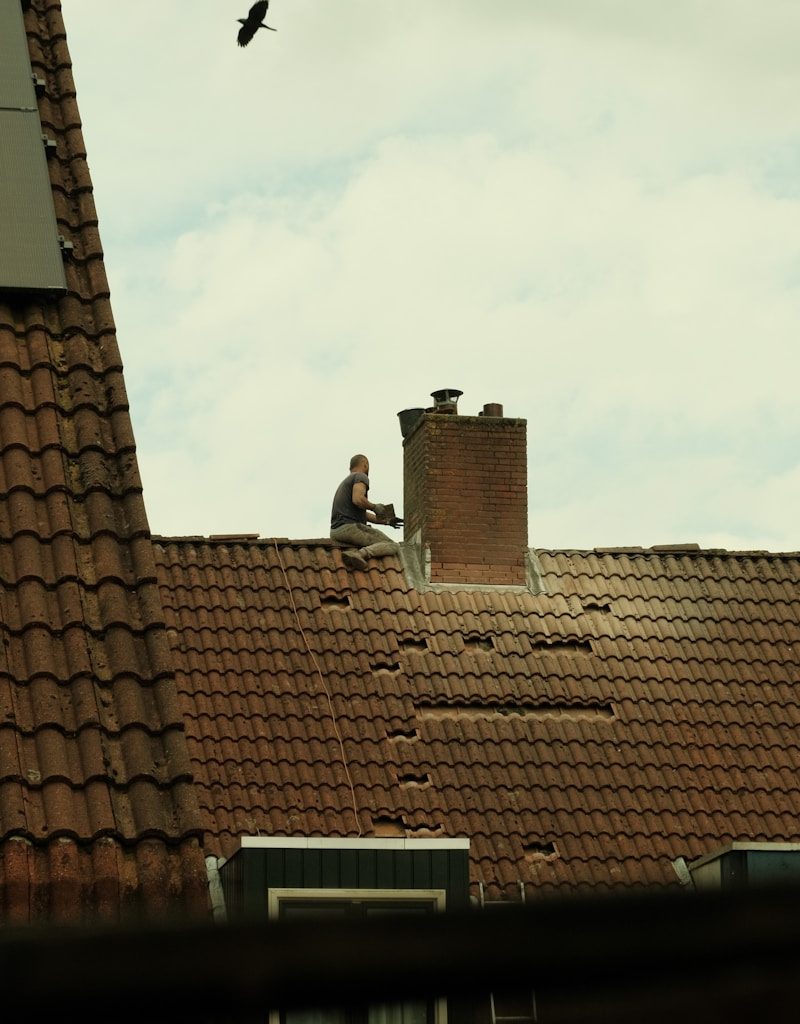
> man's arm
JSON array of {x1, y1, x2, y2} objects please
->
[
  {"x1": 352, "y1": 481, "x2": 384, "y2": 522},
  {"x1": 352, "y1": 481, "x2": 375, "y2": 512}
]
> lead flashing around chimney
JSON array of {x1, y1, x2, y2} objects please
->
[{"x1": 400, "y1": 536, "x2": 546, "y2": 595}]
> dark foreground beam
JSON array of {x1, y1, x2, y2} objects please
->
[{"x1": 2, "y1": 884, "x2": 800, "y2": 1022}]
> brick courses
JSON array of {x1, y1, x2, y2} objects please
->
[{"x1": 403, "y1": 413, "x2": 528, "y2": 585}]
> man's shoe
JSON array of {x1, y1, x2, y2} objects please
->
[{"x1": 342, "y1": 551, "x2": 368, "y2": 571}]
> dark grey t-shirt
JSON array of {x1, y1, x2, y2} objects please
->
[{"x1": 331, "y1": 472, "x2": 369, "y2": 529}]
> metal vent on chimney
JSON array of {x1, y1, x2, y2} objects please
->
[
  {"x1": 431, "y1": 388, "x2": 463, "y2": 414},
  {"x1": 398, "y1": 388, "x2": 463, "y2": 439}
]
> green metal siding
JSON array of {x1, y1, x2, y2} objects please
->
[
  {"x1": 221, "y1": 847, "x2": 471, "y2": 922},
  {"x1": 717, "y1": 849, "x2": 800, "y2": 889}
]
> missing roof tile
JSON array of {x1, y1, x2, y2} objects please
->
[
  {"x1": 373, "y1": 660, "x2": 401, "y2": 674},
  {"x1": 387, "y1": 727, "x2": 420, "y2": 742},
  {"x1": 372, "y1": 816, "x2": 407, "y2": 837},
  {"x1": 582, "y1": 600, "x2": 612, "y2": 613},
  {"x1": 407, "y1": 822, "x2": 444, "y2": 837},
  {"x1": 372, "y1": 816, "x2": 443, "y2": 837},
  {"x1": 416, "y1": 702, "x2": 615, "y2": 722},
  {"x1": 397, "y1": 771, "x2": 431, "y2": 788},
  {"x1": 530, "y1": 639, "x2": 593, "y2": 654},
  {"x1": 320, "y1": 595, "x2": 351, "y2": 610},
  {"x1": 464, "y1": 634, "x2": 495, "y2": 652},
  {"x1": 400, "y1": 637, "x2": 429, "y2": 651},
  {"x1": 523, "y1": 841, "x2": 558, "y2": 861}
]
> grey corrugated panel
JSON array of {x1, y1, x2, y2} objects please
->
[
  {"x1": 0, "y1": 110, "x2": 66, "y2": 294},
  {"x1": 0, "y1": 0, "x2": 37, "y2": 110}
]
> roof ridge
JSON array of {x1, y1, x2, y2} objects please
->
[
  {"x1": 154, "y1": 535, "x2": 338, "y2": 548},
  {"x1": 153, "y1": 536, "x2": 800, "y2": 560},
  {"x1": 539, "y1": 547, "x2": 800, "y2": 559}
]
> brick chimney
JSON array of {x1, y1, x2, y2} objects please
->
[{"x1": 400, "y1": 391, "x2": 529, "y2": 586}]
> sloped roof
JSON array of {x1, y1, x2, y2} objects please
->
[
  {"x1": 0, "y1": 0, "x2": 207, "y2": 922},
  {"x1": 155, "y1": 537, "x2": 800, "y2": 900}
]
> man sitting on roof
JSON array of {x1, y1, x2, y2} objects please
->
[{"x1": 330, "y1": 454, "x2": 400, "y2": 571}]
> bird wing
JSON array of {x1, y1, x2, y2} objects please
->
[{"x1": 238, "y1": 1, "x2": 270, "y2": 46}]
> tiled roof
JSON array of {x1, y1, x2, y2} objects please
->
[
  {"x1": 155, "y1": 537, "x2": 800, "y2": 901},
  {"x1": 0, "y1": 0, "x2": 207, "y2": 921},
  {"x1": 16, "y1": 0, "x2": 800, "y2": 920}
]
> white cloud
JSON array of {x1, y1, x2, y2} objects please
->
[{"x1": 62, "y1": 2, "x2": 800, "y2": 549}]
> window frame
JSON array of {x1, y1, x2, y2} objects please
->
[{"x1": 268, "y1": 887, "x2": 448, "y2": 1024}]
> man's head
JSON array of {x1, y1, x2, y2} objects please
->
[{"x1": 350, "y1": 453, "x2": 369, "y2": 475}]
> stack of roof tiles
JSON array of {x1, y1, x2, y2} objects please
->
[
  {"x1": 0, "y1": 0, "x2": 208, "y2": 922},
  {"x1": 155, "y1": 538, "x2": 800, "y2": 900}
]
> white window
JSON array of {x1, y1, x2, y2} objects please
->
[{"x1": 268, "y1": 888, "x2": 448, "y2": 1024}]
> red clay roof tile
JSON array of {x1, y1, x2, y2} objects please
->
[
  {"x1": 15, "y1": 0, "x2": 800, "y2": 916},
  {"x1": 155, "y1": 539, "x2": 800, "y2": 900},
  {"x1": 0, "y1": 0, "x2": 209, "y2": 921}
]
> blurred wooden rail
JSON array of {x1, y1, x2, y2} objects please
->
[{"x1": 2, "y1": 883, "x2": 799, "y2": 1022}]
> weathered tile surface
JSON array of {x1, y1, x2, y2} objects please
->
[
  {"x1": 0, "y1": 0, "x2": 207, "y2": 921},
  {"x1": 155, "y1": 538, "x2": 800, "y2": 900},
  {"x1": 18, "y1": 0, "x2": 800, "y2": 919}
]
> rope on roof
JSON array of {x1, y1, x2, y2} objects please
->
[{"x1": 273, "y1": 540, "x2": 364, "y2": 837}]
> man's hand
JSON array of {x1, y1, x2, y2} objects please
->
[{"x1": 372, "y1": 502, "x2": 397, "y2": 525}]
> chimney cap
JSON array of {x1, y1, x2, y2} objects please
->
[{"x1": 431, "y1": 388, "x2": 463, "y2": 408}]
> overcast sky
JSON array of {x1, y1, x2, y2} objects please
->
[{"x1": 63, "y1": 1, "x2": 800, "y2": 551}]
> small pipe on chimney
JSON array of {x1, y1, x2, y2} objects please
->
[
  {"x1": 481, "y1": 403, "x2": 504, "y2": 417},
  {"x1": 397, "y1": 407, "x2": 426, "y2": 439}
]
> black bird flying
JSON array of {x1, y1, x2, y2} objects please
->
[{"x1": 237, "y1": 1, "x2": 276, "y2": 46}]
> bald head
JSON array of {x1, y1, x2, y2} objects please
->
[{"x1": 350, "y1": 454, "x2": 369, "y2": 472}]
